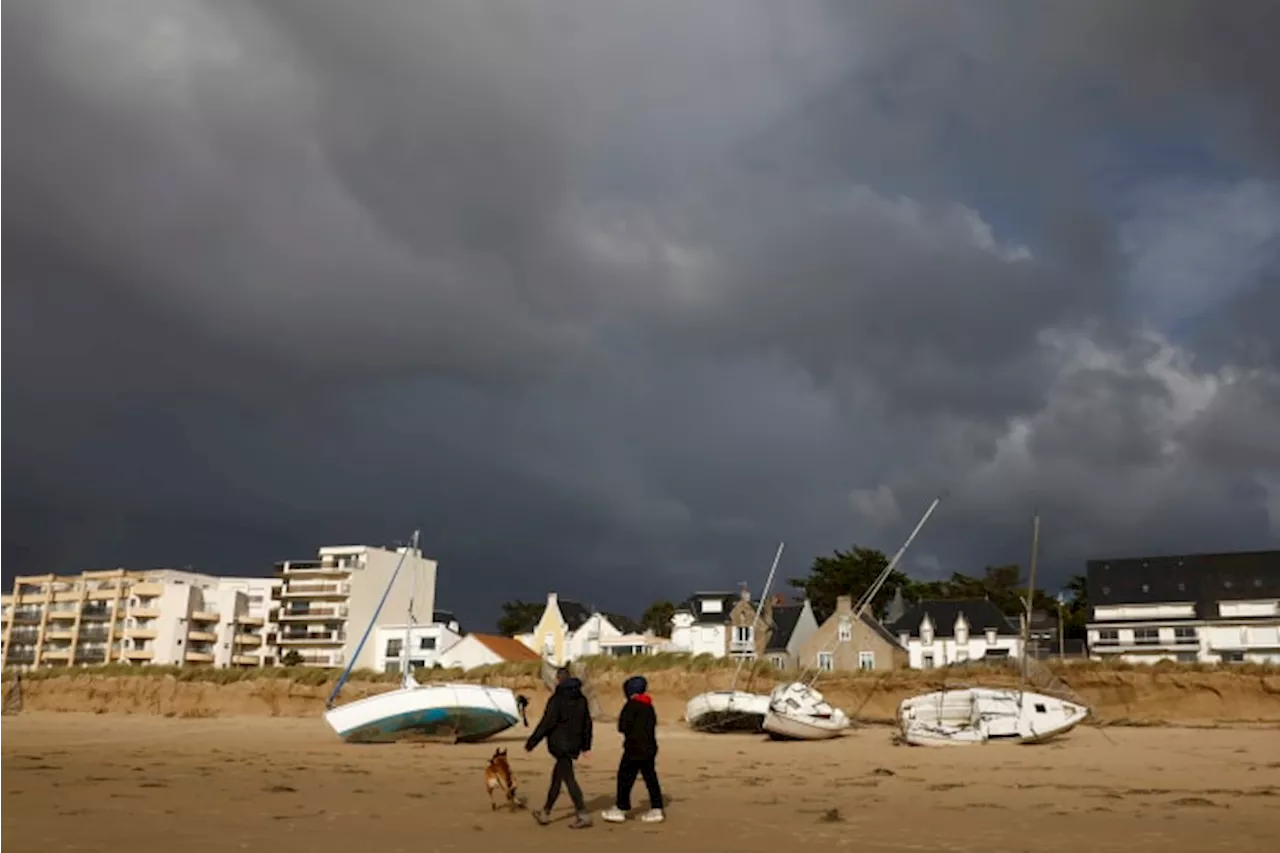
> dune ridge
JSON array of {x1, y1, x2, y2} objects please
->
[{"x1": 7, "y1": 665, "x2": 1280, "y2": 725}]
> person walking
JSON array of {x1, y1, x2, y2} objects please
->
[
  {"x1": 601, "y1": 675, "x2": 665, "y2": 824},
  {"x1": 525, "y1": 665, "x2": 593, "y2": 828}
]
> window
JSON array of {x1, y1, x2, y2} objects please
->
[
  {"x1": 733, "y1": 625, "x2": 754, "y2": 644},
  {"x1": 984, "y1": 629, "x2": 997, "y2": 644},
  {"x1": 817, "y1": 652, "x2": 834, "y2": 672},
  {"x1": 955, "y1": 624, "x2": 969, "y2": 644},
  {"x1": 1222, "y1": 651, "x2": 1245, "y2": 663},
  {"x1": 1096, "y1": 628, "x2": 1119, "y2": 645},
  {"x1": 921, "y1": 625, "x2": 934, "y2": 644},
  {"x1": 837, "y1": 618, "x2": 852, "y2": 643},
  {"x1": 1033, "y1": 703, "x2": 1047, "y2": 714},
  {"x1": 1134, "y1": 628, "x2": 1159, "y2": 646},
  {"x1": 386, "y1": 639, "x2": 403, "y2": 657},
  {"x1": 700, "y1": 599, "x2": 723, "y2": 614},
  {"x1": 1173, "y1": 627, "x2": 1197, "y2": 643},
  {"x1": 771, "y1": 655, "x2": 786, "y2": 669},
  {"x1": 858, "y1": 651, "x2": 875, "y2": 671},
  {"x1": 921, "y1": 652, "x2": 934, "y2": 669},
  {"x1": 418, "y1": 636, "x2": 436, "y2": 651}
]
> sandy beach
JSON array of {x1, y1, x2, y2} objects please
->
[{"x1": 4, "y1": 711, "x2": 1278, "y2": 853}]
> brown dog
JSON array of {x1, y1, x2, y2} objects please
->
[{"x1": 484, "y1": 748, "x2": 526, "y2": 810}]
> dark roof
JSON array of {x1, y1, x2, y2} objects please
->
[
  {"x1": 765, "y1": 605, "x2": 804, "y2": 651},
  {"x1": 889, "y1": 598, "x2": 1017, "y2": 638},
  {"x1": 432, "y1": 610, "x2": 458, "y2": 626},
  {"x1": 556, "y1": 599, "x2": 593, "y2": 630},
  {"x1": 604, "y1": 612, "x2": 644, "y2": 634},
  {"x1": 859, "y1": 611, "x2": 906, "y2": 647},
  {"x1": 676, "y1": 592, "x2": 740, "y2": 625},
  {"x1": 1087, "y1": 550, "x2": 1280, "y2": 620}
]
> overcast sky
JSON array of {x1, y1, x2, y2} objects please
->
[{"x1": 5, "y1": 0, "x2": 1279, "y2": 629}]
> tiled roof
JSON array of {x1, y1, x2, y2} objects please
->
[
  {"x1": 471, "y1": 633, "x2": 541, "y2": 662},
  {"x1": 603, "y1": 612, "x2": 644, "y2": 634},
  {"x1": 765, "y1": 605, "x2": 804, "y2": 651}
]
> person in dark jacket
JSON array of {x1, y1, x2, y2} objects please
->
[
  {"x1": 525, "y1": 666, "x2": 593, "y2": 828},
  {"x1": 600, "y1": 675, "x2": 665, "y2": 823}
]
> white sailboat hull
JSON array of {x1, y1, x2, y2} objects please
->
[
  {"x1": 761, "y1": 683, "x2": 850, "y2": 741},
  {"x1": 324, "y1": 683, "x2": 525, "y2": 744},
  {"x1": 685, "y1": 691, "x2": 770, "y2": 733},
  {"x1": 897, "y1": 687, "x2": 1087, "y2": 746}
]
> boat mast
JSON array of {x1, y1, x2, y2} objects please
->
[
  {"x1": 1020, "y1": 513, "x2": 1040, "y2": 696},
  {"x1": 401, "y1": 530, "x2": 421, "y2": 690},
  {"x1": 730, "y1": 541, "x2": 785, "y2": 693}
]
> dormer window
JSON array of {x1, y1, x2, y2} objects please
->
[
  {"x1": 921, "y1": 623, "x2": 934, "y2": 645},
  {"x1": 837, "y1": 618, "x2": 852, "y2": 643},
  {"x1": 985, "y1": 628, "x2": 997, "y2": 644},
  {"x1": 955, "y1": 621, "x2": 969, "y2": 644}
]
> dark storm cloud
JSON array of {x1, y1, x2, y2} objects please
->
[{"x1": 4, "y1": 0, "x2": 1279, "y2": 626}]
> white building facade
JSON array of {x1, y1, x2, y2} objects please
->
[
  {"x1": 275, "y1": 543, "x2": 436, "y2": 669},
  {"x1": 374, "y1": 615, "x2": 463, "y2": 673},
  {"x1": 883, "y1": 599, "x2": 1022, "y2": 669},
  {"x1": 1087, "y1": 551, "x2": 1280, "y2": 664},
  {"x1": 668, "y1": 592, "x2": 739, "y2": 658}
]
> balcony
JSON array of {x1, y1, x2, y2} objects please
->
[
  {"x1": 8, "y1": 629, "x2": 40, "y2": 644},
  {"x1": 130, "y1": 607, "x2": 161, "y2": 619},
  {"x1": 278, "y1": 561, "x2": 350, "y2": 578},
  {"x1": 78, "y1": 628, "x2": 110, "y2": 642},
  {"x1": 185, "y1": 651, "x2": 214, "y2": 663},
  {"x1": 132, "y1": 584, "x2": 163, "y2": 597},
  {"x1": 279, "y1": 606, "x2": 347, "y2": 620},
  {"x1": 43, "y1": 648, "x2": 72, "y2": 660},
  {"x1": 279, "y1": 631, "x2": 346, "y2": 645},
  {"x1": 77, "y1": 649, "x2": 108, "y2": 664},
  {"x1": 80, "y1": 606, "x2": 113, "y2": 621},
  {"x1": 234, "y1": 634, "x2": 263, "y2": 646},
  {"x1": 125, "y1": 627, "x2": 158, "y2": 640},
  {"x1": 46, "y1": 610, "x2": 77, "y2": 622},
  {"x1": 231, "y1": 654, "x2": 260, "y2": 666},
  {"x1": 12, "y1": 611, "x2": 42, "y2": 624},
  {"x1": 282, "y1": 582, "x2": 351, "y2": 598},
  {"x1": 190, "y1": 611, "x2": 220, "y2": 623},
  {"x1": 46, "y1": 629, "x2": 75, "y2": 641},
  {"x1": 238, "y1": 615, "x2": 265, "y2": 627},
  {"x1": 4, "y1": 651, "x2": 36, "y2": 665},
  {"x1": 187, "y1": 630, "x2": 218, "y2": 643}
]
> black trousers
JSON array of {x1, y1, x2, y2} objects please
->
[
  {"x1": 544, "y1": 755, "x2": 586, "y2": 813},
  {"x1": 616, "y1": 755, "x2": 663, "y2": 811}
]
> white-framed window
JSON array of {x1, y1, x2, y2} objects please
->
[
  {"x1": 955, "y1": 624, "x2": 969, "y2": 644},
  {"x1": 817, "y1": 651, "x2": 834, "y2": 672},
  {"x1": 921, "y1": 625, "x2": 934, "y2": 644},
  {"x1": 984, "y1": 628, "x2": 997, "y2": 644},
  {"x1": 921, "y1": 652, "x2": 934, "y2": 669},
  {"x1": 418, "y1": 636, "x2": 436, "y2": 650},
  {"x1": 837, "y1": 618, "x2": 852, "y2": 643},
  {"x1": 771, "y1": 655, "x2": 787, "y2": 669},
  {"x1": 858, "y1": 651, "x2": 875, "y2": 671},
  {"x1": 733, "y1": 625, "x2": 754, "y2": 644}
]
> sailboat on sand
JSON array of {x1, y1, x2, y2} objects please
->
[
  {"x1": 323, "y1": 531, "x2": 531, "y2": 744},
  {"x1": 761, "y1": 495, "x2": 945, "y2": 741},
  {"x1": 896, "y1": 514, "x2": 1089, "y2": 746},
  {"x1": 684, "y1": 542, "x2": 785, "y2": 734}
]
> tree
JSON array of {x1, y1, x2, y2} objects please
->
[
  {"x1": 281, "y1": 650, "x2": 303, "y2": 667},
  {"x1": 1059, "y1": 574, "x2": 1088, "y2": 640},
  {"x1": 789, "y1": 546, "x2": 906, "y2": 623},
  {"x1": 640, "y1": 600, "x2": 676, "y2": 637},
  {"x1": 495, "y1": 600, "x2": 543, "y2": 636}
]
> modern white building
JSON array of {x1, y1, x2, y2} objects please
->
[
  {"x1": 669, "y1": 592, "x2": 740, "y2": 658},
  {"x1": 1087, "y1": 550, "x2": 1280, "y2": 664},
  {"x1": 275, "y1": 543, "x2": 436, "y2": 670},
  {"x1": 374, "y1": 612, "x2": 463, "y2": 672},
  {"x1": 0, "y1": 569, "x2": 279, "y2": 670},
  {"x1": 883, "y1": 598, "x2": 1023, "y2": 669}
]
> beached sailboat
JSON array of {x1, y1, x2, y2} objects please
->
[
  {"x1": 685, "y1": 542, "x2": 785, "y2": 734},
  {"x1": 897, "y1": 513, "x2": 1092, "y2": 746},
  {"x1": 323, "y1": 531, "x2": 530, "y2": 744},
  {"x1": 762, "y1": 495, "x2": 943, "y2": 741}
]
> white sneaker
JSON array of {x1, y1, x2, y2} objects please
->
[
  {"x1": 601, "y1": 807, "x2": 627, "y2": 823},
  {"x1": 640, "y1": 808, "x2": 665, "y2": 823}
]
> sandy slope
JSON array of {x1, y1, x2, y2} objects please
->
[
  {"x1": 10, "y1": 667, "x2": 1280, "y2": 725},
  {"x1": 3, "y1": 712, "x2": 1279, "y2": 853}
]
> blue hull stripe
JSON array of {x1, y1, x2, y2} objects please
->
[{"x1": 338, "y1": 706, "x2": 518, "y2": 744}]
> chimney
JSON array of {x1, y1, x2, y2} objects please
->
[
  {"x1": 547, "y1": 592, "x2": 558, "y2": 607},
  {"x1": 836, "y1": 595, "x2": 853, "y2": 614},
  {"x1": 739, "y1": 585, "x2": 751, "y2": 602}
]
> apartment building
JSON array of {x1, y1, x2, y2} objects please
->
[
  {"x1": 0, "y1": 569, "x2": 280, "y2": 670},
  {"x1": 275, "y1": 543, "x2": 436, "y2": 670},
  {"x1": 1087, "y1": 550, "x2": 1280, "y2": 664}
]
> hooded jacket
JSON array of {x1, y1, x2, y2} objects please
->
[
  {"x1": 525, "y1": 677, "x2": 593, "y2": 758},
  {"x1": 617, "y1": 677, "x2": 658, "y2": 760}
]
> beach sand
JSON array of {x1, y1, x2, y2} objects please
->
[{"x1": 3, "y1": 712, "x2": 1278, "y2": 852}]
